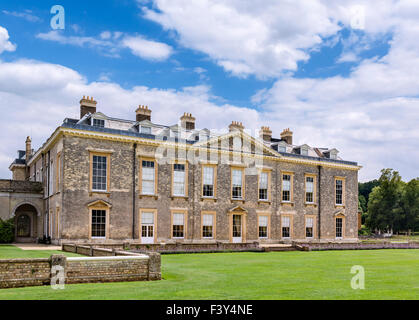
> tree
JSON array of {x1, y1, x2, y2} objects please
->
[
  {"x1": 366, "y1": 169, "x2": 404, "y2": 233},
  {"x1": 402, "y1": 178, "x2": 419, "y2": 233},
  {"x1": 359, "y1": 179, "x2": 379, "y2": 211}
]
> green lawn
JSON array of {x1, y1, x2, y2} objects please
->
[
  {"x1": 0, "y1": 247, "x2": 418, "y2": 300},
  {"x1": 0, "y1": 245, "x2": 81, "y2": 259}
]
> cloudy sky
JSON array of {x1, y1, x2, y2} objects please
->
[{"x1": 0, "y1": 0, "x2": 418, "y2": 182}]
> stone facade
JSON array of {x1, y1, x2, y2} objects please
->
[{"x1": 6, "y1": 100, "x2": 361, "y2": 245}]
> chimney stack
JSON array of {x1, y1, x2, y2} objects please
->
[
  {"x1": 80, "y1": 96, "x2": 97, "y2": 119},
  {"x1": 180, "y1": 113, "x2": 196, "y2": 130},
  {"x1": 280, "y1": 128, "x2": 293, "y2": 145},
  {"x1": 136, "y1": 105, "x2": 152, "y2": 122},
  {"x1": 259, "y1": 126, "x2": 272, "y2": 142},
  {"x1": 229, "y1": 121, "x2": 245, "y2": 132},
  {"x1": 25, "y1": 136, "x2": 32, "y2": 163}
]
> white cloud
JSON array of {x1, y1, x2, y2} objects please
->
[
  {"x1": 251, "y1": 1, "x2": 419, "y2": 181},
  {"x1": 141, "y1": 0, "x2": 341, "y2": 78},
  {"x1": 2, "y1": 10, "x2": 42, "y2": 23},
  {"x1": 0, "y1": 26, "x2": 16, "y2": 54},
  {"x1": 36, "y1": 31, "x2": 173, "y2": 61},
  {"x1": 121, "y1": 35, "x2": 173, "y2": 61},
  {"x1": 0, "y1": 59, "x2": 258, "y2": 179}
]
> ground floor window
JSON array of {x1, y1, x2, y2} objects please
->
[
  {"x1": 258, "y1": 215, "x2": 268, "y2": 238},
  {"x1": 336, "y1": 217, "x2": 343, "y2": 238},
  {"x1": 306, "y1": 217, "x2": 314, "y2": 238},
  {"x1": 202, "y1": 214, "x2": 214, "y2": 238},
  {"x1": 91, "y1": 210, "x2": 106, "y2": 238},
  {"x1": 172, "y1": 212, "x2": 185, "y2": 238},
  {"x1": 282, "y1": 216, "x2": 290, "y2": 238}
]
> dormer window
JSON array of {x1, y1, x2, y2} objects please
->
[
  {"x1": 93, "y1": 119, "x2": 105, "y2": 128},
  {"x1": 140, "y1": 126, "x2": 151, "y2": 134},
  {"x1": 278, "y1": 146, "x2": 286, "y2": 153},
  {"x1": 301, "y1": 148, "x2": 308, "y2": 156}
]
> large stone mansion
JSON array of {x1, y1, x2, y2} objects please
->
[{"x1": 1, "y1": 97, "x2": 361, "y2": 244}]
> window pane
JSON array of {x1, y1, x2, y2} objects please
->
[
  {"x1": 142, "y1": 212, "x2": 154, "y2": 224},
  {"x1": 173, "y1": 213, "x2": 184, "y2": 225},
  {"x1": 259, "y1": 215, "x2": 268, "y2": 227},
  {"x1": 259, "y1": 172, "x2": 268, "y2": 188},
  {"x1": 203, "y1": 167, "x2": 214, "y2": 185},
  {"x1": 203, "y1": 214, "x2": 213, "y2": 226},
  {"x1": 232, "y1": 169, "x2": 242, "y2": 186}
]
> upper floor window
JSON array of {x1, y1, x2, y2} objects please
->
[
  {"x1": 173, "y1": 163, "x2": 186, "y2": 197},
  {"x1": 92, "y1": 155, "x2": 107, "y2": 191},
  {"x1": 258, "y1": 171, "x2": 269, "y2": 201},
  {"x1": 278, "y1": 145, "x2": 286, "y2": 153},
  {"x1": 301, "y1": 147, "x2": 308, "y2": 156},
  {"x1": 93, "y1": 119, "x2": 105, "y2": 128},
  {"x1": 202, "y1": 165, "x2": 215, "y2": 198},
  {"x1": 141, "y1": 160, "x2": 156, "y2": 195},
  {"x1": 305, "y1": 176, "x2": 315, "y2": 203},
  {"x1": 231, "y1": 168, "x2": 244, "y2": 199},
  {"x1": 48, "y1": 159, "x2": 54, "y2": 196},
  {"x1": 282, "y1": 174, "x2": 292, "y2": 202},
  {"x1": 335, "y1": 178, "x2": 344, "y2": 205}
]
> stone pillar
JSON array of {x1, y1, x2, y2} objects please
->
[
  {"x1": 147, "y1": 252, "x2": 161, "y2": 281},
  {"x1": 49, "y1": 254, "x2": 67, "y2": 287}
]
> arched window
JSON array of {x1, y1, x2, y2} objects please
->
[{"x1": 17, "y1": 214, "x2": 31, "y2": 237}]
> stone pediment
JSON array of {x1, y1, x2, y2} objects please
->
[
  {"x1": 87, "y1": 200, "x2": 112, "y2": 209},
  {"x1": 194, "y1": 130, "x2": 280, "y2": 158},
  {"x1": 229, "y1": 205, "x2": 248, "y2": 213}
]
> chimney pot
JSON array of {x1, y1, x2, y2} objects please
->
[
  {"x1": 80, "y1": 96, "x2": 97, "y2": 119},
  {"x1": 136, "y1": 105, "x2": 152, "y2": 122},
  {"x1": 280, "y1": 128, "x2": 293, "y2": 145},
  {"x1": 25, "y1": 136, "x2": 32, "y2": 163},
  {"x1": 229, "y1": 121, "x2": 245, "y2": 132},
  {"x1": 180, "y1": 112, "x2": 196, "y2": 130}
]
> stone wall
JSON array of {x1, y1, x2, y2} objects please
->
[
  {"x1": 0, "y1": 257, "x2": 51, "y2": 289},
  {"x1": 299, "y1": 241, "x2": 419, "y2": 251},
  {"x1": 62, "y1": 244, "x2": 161, "y2": 281},
  {"x1": 66, "y1": 256, "x2": 150, "y2": 284},
  {"x1": 0, "y1": 249, "x2": 161, "y2": 289}
]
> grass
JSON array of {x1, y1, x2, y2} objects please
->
[
  {"x1": 0, "y1": 247, "x2": 418, "y2": 300},
  {"x1": 0, "y1": 245, "x2": 81, "y2": 259}
]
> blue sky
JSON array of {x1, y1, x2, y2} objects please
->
[{"x1": 0, "y1": 0, "x2": 418, "y2": 181}]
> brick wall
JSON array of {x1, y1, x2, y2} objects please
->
[
  {"x1": 0, "y1": 258, "x2": 50, "y2": 289},
  {"x1": 66, "y1": 256, "x2": 150, "y2": 284},
  {"x1": 0, "y1": 249, "x2": 161, "y2": 289}
]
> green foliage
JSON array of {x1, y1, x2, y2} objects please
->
[
  {"x1": 359, "y1": 179, "x2": 379, "y2": 210},
  {"x1": 402, "y1": 178, "x2": 419, "y2": 232},
  {"x1": 0, "y1": 219, "x2": 14, "y2": 243},
  {"x1": 358, "y1": 225, "x2": 372, "y2": 236},
  {"x1": 366, "y1": 169, "x2": 405, "y2": 232}
]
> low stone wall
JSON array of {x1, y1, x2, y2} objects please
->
[
  {"x1": 62, "y1": 242, "x2": 261, "y2": 254},
  {"x1": 0, "y1": 258, "x2": 51, "y2": 289},
  {"x1": 0, "y1": 247, "x2": 161, "y2": 289},
  {"x1": 62, "y1": 244, "x2": 161, "y2": 281},
  {"x1": 66, "y1": 256, "x2": 150, "y2": 284},
  {"x1": 298, "y1": 241, "x2": 419, "y2": 251}
]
